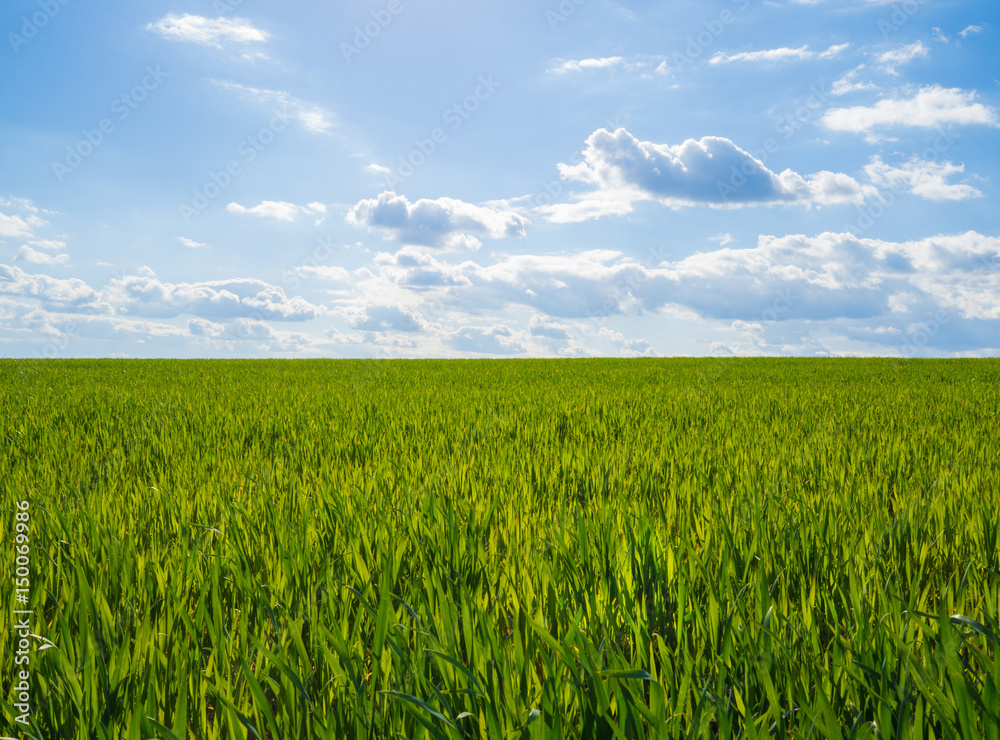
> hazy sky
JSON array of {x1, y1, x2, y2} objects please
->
[{"x1": 2, "y1": 0, "x2": 998, "y2": 358}]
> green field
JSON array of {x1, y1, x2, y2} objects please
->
[{"x1": 2, "y1": 358, "x2": 998, "y2": 738}]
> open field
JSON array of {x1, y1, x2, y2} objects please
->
[{"x1": 1, "y1": 358, "x2": 998, "y2": 738}]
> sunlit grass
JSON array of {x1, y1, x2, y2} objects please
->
[{"x1": 1, "y1": 357, "x2": 998, "y2": 738}]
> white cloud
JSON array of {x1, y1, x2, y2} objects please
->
[
  {"x1": 146, "y1": 14, "x2": 269, "y2": 48},
  {"x1": 550, "y1": 56, "x2": 624, "y2": 73},
  {"x1": 347, "y1": 191, "x2": 527, "y2": 250},
  {"x1": 448, "y1": 324, "x2": 526, "y2": 355},
  {"x1": 187, "y1": 317, "x2": 313, "y2": 348},
  {"x1": 105, "y1": 268, "x2": 321, "y2": 321},
  {"x1": 877, "y1": 42, "x2": 929, "y2": 74},
  {"x1": 538, "y1": 128, "x2": 872, "y2": 222},
  {"x1": 211, "y1": 80, "x2": 334, "y2": 133},
  {"x1": 226, "y1": 201, "x2": 328, "y2": 221},
  {"x1": 529, "y1": 314, "x2": 574, "y2": 341},
  {"x1": 832, "y1": 65, "x2": 879, "y2": 96},
  {"x1": 822, "y1": 85, "x2": 1000, "y2": 133},
  {"x1": 547, "y1": 55, "x2": 669, "y2": 77},
  {"x1": 364, "y1": 163, "x2": 393, "y2": 177},
  {"x1": 648, "y1": 231, "x2": 1000, "y2": 327},
  {"x1": 27, "y1": 239, "x2": 66, "y2": 251},
  {"x1": 178, "y1": 237, "x2": 209, "y2": 249},
  {"x1": 345, "y1": 305, "x2": 430, "y2": 333},
  {"x1": 865, "y1": 156, "x2": 983, "y2": 201},
  {"x1": 335, "y1": 231, "x2": 1000, "y2": 356},
  {"x1": 959, "y1": 25, "x2": 983, "y2": 38},
  {"x1": 710, "y1": 43, "x2": 848, "y2": 65},
  {"x1": 0, "y1": 264, "x2": 101, "y2": 306},
  {"x1": 709, "y1": 233, "x2": 735, "y2": 246},
  {"x1": 0, "y1": 211, "x2": 43, "y2": 238},
  {"x1": 15, "y1": 246, "x2": 69, "y2": 266}
]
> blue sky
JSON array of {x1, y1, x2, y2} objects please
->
[{"x1": 2, "y1": 0, "x2": 998, "y2": 358}]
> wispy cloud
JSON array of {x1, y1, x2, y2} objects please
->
[
  {"x1": 550, "y1": 56, "x2": 624, "y2": 73},
  {"x1": 709, "y1": 233, "x2": 735, "y2": 246},
  {"x1": 959, "y1": 24, "x2": 983, "y2": 38},
  {"x1": 831, "y1": 65, "x2": 879, "y2": 96},
  {"x1": 211, "y1": 80, "x2": 335, "y2": 133},
  {"x1": 876, "y1": 42, "x2": 929, "y2": 74},
  {"x1": 226, "y1": 201, "x2": 328, "y2": 222},
  {"x1": 710, "y1": 43, "x2": 848, "y2": 65},
  {"x1": 146, "y1": 14, "x2": 269, "y2": 48},
  {"x1": 178, "y1": 237, "x2": 209, "y2": 249},
  {"x1": 547, "y1": 55, "x2": 668, "y2": 77}
]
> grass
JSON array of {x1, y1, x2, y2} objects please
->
[{"x1": 1, "y1": 357, "x2": 998, "y2": 738}]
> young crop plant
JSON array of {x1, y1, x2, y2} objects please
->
[{"x1": 1, "y1": 357, "x2": 997, "y2": 738}]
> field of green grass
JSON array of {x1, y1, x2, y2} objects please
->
[{"x1": 1, "y1": 358, "x2": 998, "y2": 738}]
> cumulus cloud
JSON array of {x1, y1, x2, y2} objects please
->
[
  {"x1": 146, "y1": 14, "x2": 269, "y2": 48},
  {"x1": 372, "y1": 247, "x2": 471, "y2": 289},
  {"x1": 105, "y1": 268, "x2": 321, "y2": 321},
  {"x1": 710, "y1": 43, "x2": 849, "y2": 65},
  {"x1": 529, "y1": 314, "x2": 574, "y2": 341},
  {"x1": 211, "y1": 80, "x2": 334, "y2": 133},
  {"x1": 821, "y1": 85, "x2": 1000, "y2": 133},
  {"x1": 346, "y1": 305, "x2": 429, "y2": 333},
  {"x1": 876, "y1": 42, "x2": 929, "y2": 74},
  {"x1": 865, "y1": 157, "x2": 983, "y2": 201},
  {"x1": 448, "y1": 324, "x2": 525, "y2": 355},
  {"x1": 358, "y1": 231, "x2": 1000, "y2": 332},
  {"x1": 648, "y1": 231, "x2": 1000, "y2": 325},
  {"x1": 347, "y1": 191, "x2": 527, "y2": 250},
  {"x1": 226, "y1": 201, "x2": 327, "y2": 221},
  {"x1": 538, "y1": 128, "x2": 871, "y2": 222},
  {"x1": 0, "y1": 264, "x2": 101, "y2": 306},
  {"x1": 187, "y1": 317, "x2": 313, "y2": 348},
  {"x1": 596, "y1": 327, "x2": 657, "y2": 356}
]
